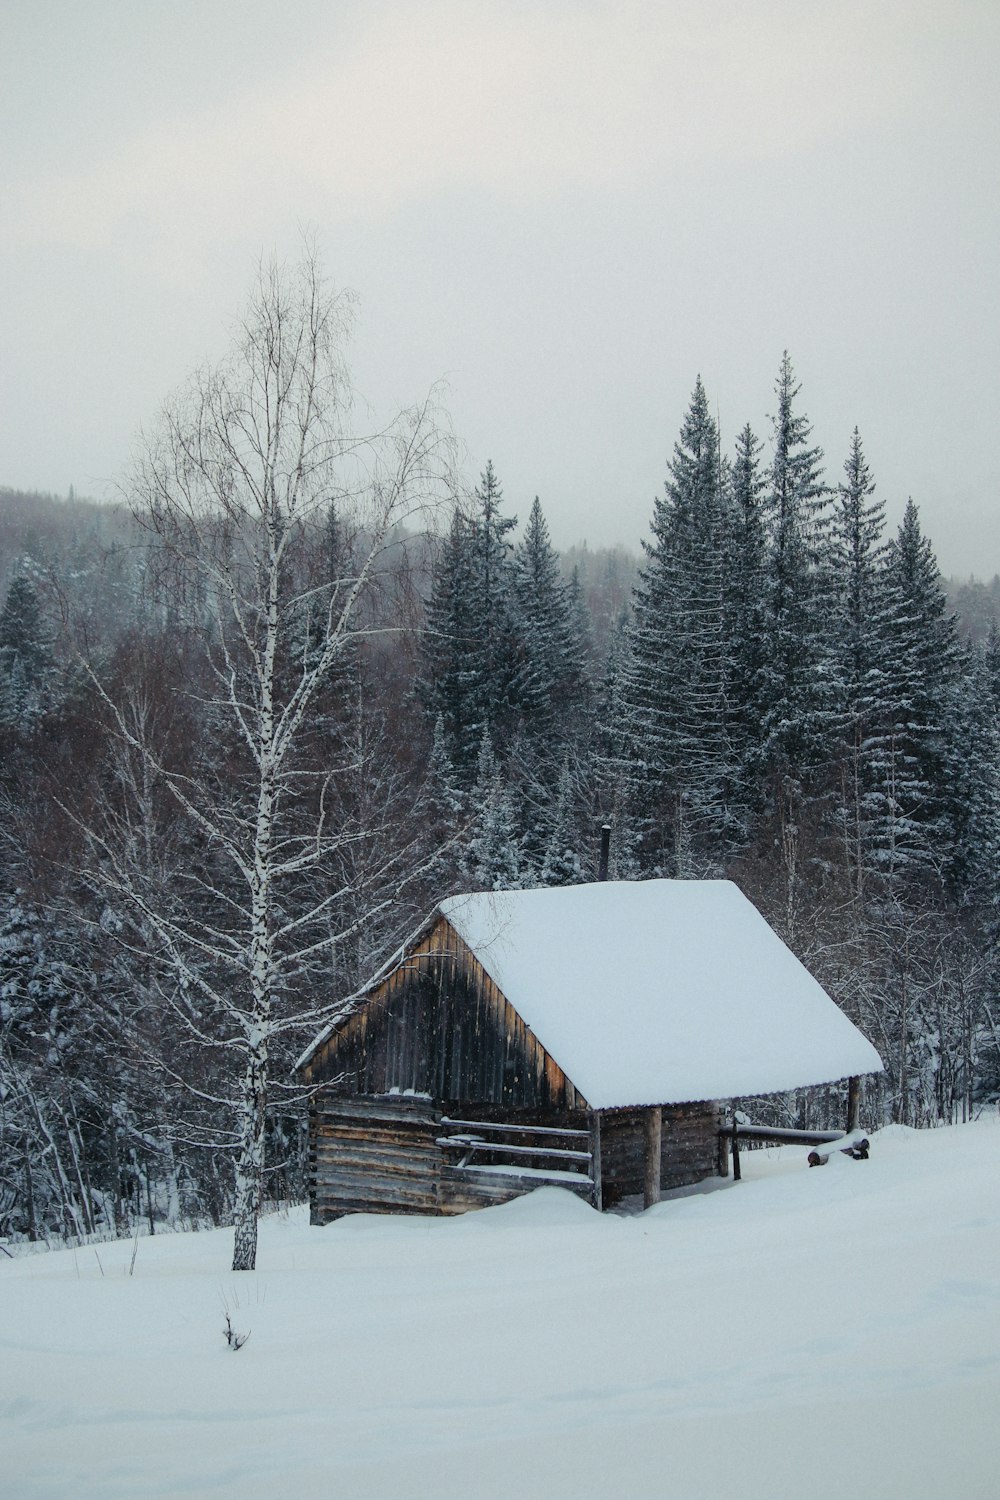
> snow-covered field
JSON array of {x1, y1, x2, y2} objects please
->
[{"x1": 3, "y1": 1121, "x2": 999, "y2": 1500}]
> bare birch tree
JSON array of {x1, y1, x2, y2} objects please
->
[{"x1": 86, "y1": 250, "x2": 451, "y2": 1269}]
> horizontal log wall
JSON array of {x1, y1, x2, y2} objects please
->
[
  {"x1": 309, "y1": 1094, "x2": 441, "y2": 1224},
  {"x1": 440, "y1": 1163, "x2": 591, "y2": 1214},
  {"x1": 310, "y1": 1094, "x2": 595, "y2": 1222}
]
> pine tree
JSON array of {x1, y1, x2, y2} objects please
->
[
  {"x1": 513, "y1": 496, "x2": 591, "y2": 768},
  {"x1": 593, "y1": 608, "x2": 642, "y2": 879},
  {"x1": 724, "y1": 422, "x2": 770, "y2": 832},
  {"x1": 421, "y1": 507, "x2": 483, "y2": 777},
  {"x1": 829, "y1": 431, "x2": 889, "y2": 709},
  {"x1": 471, "y1": 462, "x2": 526, "y2": 753},
  {"x1": 414, "y1": 713, "x2": 467, "y2": 893},
  {"x1": 464, "y1": 730, "x2": 523, "y2": 890},
  {"x1": 946, "y1": 642, "x2": 1000, "y2": 906},
  {"x1": 827, "y1": 430, "x2": 894, "y2": 895},
  {"x1": 983, "y1": 616, "x2": 1000, "y2": 712},
  {"x1": 876, "y1": 499, "x2": 962, "y2": 884},
  {"x1": 760, "y1": 353, "x2": 834, "y2": 788},
  {"x1": 539, "y1": 759, "x2": 583, "y2": 886},
  {"x1": 420, "y1": 463, "x2": 525, "y2": 782},
  {"x1": 565, "y1": 566, "x2": 595, "y2": 683},
  {"x1": 618, "y1": 377, "x2": 733, "y2": 874},
  {"x1": 427, "y1": 713, "x2": 465, "y2": 826},
  {"x1": 0, "y1": 574, "x2": 53, "y2": 730},
  {"x1": 0, "y1": 891, "x2": 109, "y2": 1239}
]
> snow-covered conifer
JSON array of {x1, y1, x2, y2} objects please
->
[
  {"x1": 874, "y1": 499, "x2": 962, "y2": 883},
  {"x1": 539, "y1": 760, "x2": 584, "y2": 886},
  {"x1": 0, "y1": 574, "x2": 54, "y2": 730},
  {"x1": 421, "y1": 464, "x2": 526, "y2": 782},
  {"x1": 946, "y1": 642, "x2": 1000, "y2": 907},
  {"x1": 617, "y1": 376, "x2": 733, "y2": 873},
  {"x1": 513, "y1": 497, "x2": 591, "y2": 767},
  {"x1": 724, "y1": 422, "x2": 770, "y2": 831},
  {"x1": 464, "y1": 730, "x2": 523, "y2": 891},
  {"x1": 759, "y1": 354, "x2": 835, "y2": 787},
  {"x1": 826, "y1": 430, "x2": 896, "y2": 894}
]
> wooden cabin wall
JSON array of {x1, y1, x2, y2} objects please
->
[
  {"x1": 309, "y1": 1094, "x2": 441, "y2": 1223},
  {"x1": 304, "y1": 917, "x2": 726, "y2": 1219},
  {"x1": 597, "y1": 1102, "x2": 724, "y2": 1205},
  {"x1": 304, "y1": 918, "x2": 587, "y2": 1114},
  {"x1": 659, "y1": 1102, "x2": 724, "y2": 1192},
  {"x1": 597, "y1": 1109, "x2": 647, "y2": 1205},
  {"x1": 438, "y1": 1162, "x2": 591, "y2": 1214},
  {"x1": 309, "y1": 1092, "x2": 724, "y2": 1222},
  {"x1": 309, "y1": 1094, "x2": 595, "y2": 1222}
]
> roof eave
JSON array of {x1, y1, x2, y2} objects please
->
[{"x1": 292, "y1": 906, "x2": 444, "y2": 1075}]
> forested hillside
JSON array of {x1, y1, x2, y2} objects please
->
[{"x1": 2, "y1": 278, "x2": 999, "y2": 1256}]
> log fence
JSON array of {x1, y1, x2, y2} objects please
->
[{"x1": 437, "y1": 1117, "x2": 594, "y2": 1192}]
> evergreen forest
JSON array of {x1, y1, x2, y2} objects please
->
[{"x1": 3, "y1": 309, "x2": 999, "y2": 1253}]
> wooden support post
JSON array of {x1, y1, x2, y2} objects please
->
[
  {"x1": 598, "y1": 824, "x2": 611, "y2": 882},
  {"x1": 846, "y1": 1075, "x2": 861, "y2": 1134},
  {"x1": 590, "y1": 1111, "x2": 603, "y2": 1212},
  {"x1": 716, "y1": 1106, "x2": 730, "y2": 1177},
  {"x1": 731, "y1": 1121, "x2": 741, "y2": 1182},
  {"x1": 644, "y1": 1106, "x2": 662, "y2": 1208}
]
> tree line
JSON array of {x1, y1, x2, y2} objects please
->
[{"x1": 2, "y1": 259, "x2": 998, "y2": 1264}]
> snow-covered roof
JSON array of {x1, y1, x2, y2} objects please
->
[{"x1": 437, "y1": 879, "x2": 883, "y2": 1109}]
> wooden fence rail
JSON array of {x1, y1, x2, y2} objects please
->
[
  {"x1": 437, "y1": 1118, "x2": 594, "y2": 1186},
  {"x1": 720, "y1": 1120, "x2": 873, "y2": 1181}
]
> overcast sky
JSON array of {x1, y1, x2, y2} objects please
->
[{"x1": 2, "y1": 0, "x2": 998, "y2": 575}]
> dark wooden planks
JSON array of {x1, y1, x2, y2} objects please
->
[
  {"x1": 644, "y1": 1107, "x2": 662, "y2": 1208},
  {"x1": 302, "y1": 913, "x2": 729, "y2": 1220},
  {"x1": 597, "y1": 1101, "x2": 722, "y2": 1205},
  {"x1": 440, "y1": 1162, "x2": 592, "y2": 1214},
  {"x1": 598, "y1": 1108, "x2": 647, "y2": 1205},
  {"x1": 659, "y1": 1101, "x2": 722, "y2": 1193},
  {"x1": 308, "y1": 1092, "x2": 598, "y2": 1223},
  {"x1": 302, "y1": 916, "x2": 589, "y2": 1114},
  {"x1": 309, "y1": 1094, "x2": 441, "y2": 1224}
]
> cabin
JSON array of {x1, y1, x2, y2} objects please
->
[{"x1": 296, "y1": 879, "x2": 883, "y2": 1221}]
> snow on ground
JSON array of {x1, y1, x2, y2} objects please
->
[{"x1": 3, "y1": 1120, "x2": 999, "y2": 1499}]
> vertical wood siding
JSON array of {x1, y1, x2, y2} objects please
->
[
  {"x1": 659, "y1": 1102, "x2": 724, "y2": 1192},
  {"x1": 303, "y1": 917, "x2": 588, "y2": 1113}
]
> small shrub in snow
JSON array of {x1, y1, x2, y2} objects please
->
[{"x1": 222, "y1": 1312, "x2": 250, "y2": 1351}]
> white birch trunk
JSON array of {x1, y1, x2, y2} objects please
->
[
  {"x1": 231, "y1": 1022, "x2": 269, "y2": 1270},
  {"x1": 232, "y1": 534, "x2": 279, "y2": 1271},
  {"x1": 84, "y1": 246, "x2": 449, "y2": 1274}
]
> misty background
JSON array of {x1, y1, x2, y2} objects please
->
[{"x1": 2, "y1": 0, "x2": 998, "y2": 574}]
